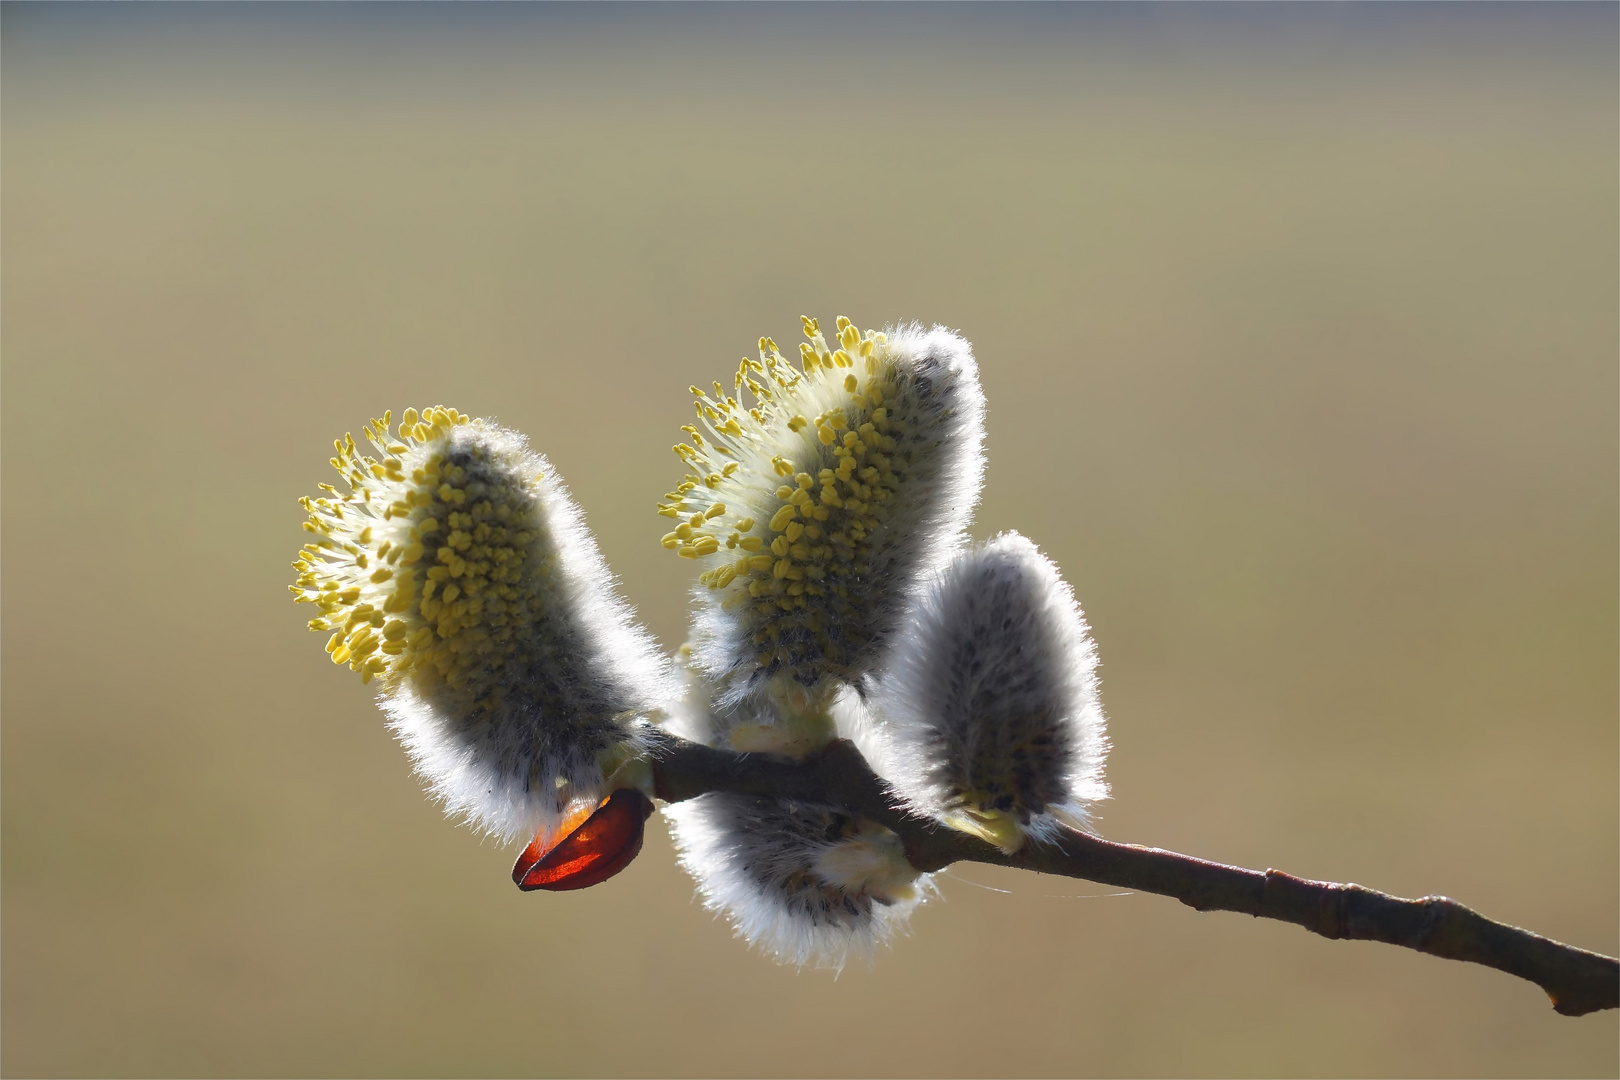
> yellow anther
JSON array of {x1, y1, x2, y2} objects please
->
[
  {"x1": 784, "y1": 522, "x2": 804, "y2": 542},
  {"x1": 748, "y1": 555, "x2": 774, "y2": 572},
  {"x1": 705, "y1": 503, "x2": 726, "y2": 519},
  {"x1": 773, "y1": 559, "x2": 791, "y2": 579},
  {"x1": 739, "y1": 536, "x2": 763, "y2": 552},
  {"x1": 736, "y1": 517, "x2": 755, "y2": 531},
  {"x1": 844, "y1": 373, "x2": 858, "y2": 392},
  {"x1": 693, "y1": 536, "x2": 720, "y2": 556},
  {"x1": 769, "y1": 506, "x2": 797, "y2": 531},
  {"x1": 370, "y1": 567, "x2": 393, "y2": 584},
  {"x1": 661, "y1": 532, "x2": 681, "y2": 549}
]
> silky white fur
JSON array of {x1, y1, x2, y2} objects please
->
[
  {"x1": 382, "y1": 423, "x2": 670, "y2": 845},
  {"x1": 664, "y1": 793, "x2": 931, "y2": 971},
  {"x1": 687, "y1": 323, "x2": 987, "y2": 703},
  {"x1": 874, "y1": 531, "x2": 1110, "y2": 840}
]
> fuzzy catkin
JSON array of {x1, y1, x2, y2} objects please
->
[
  {"x1": 292, "y1": 408, "x2": 669, "y2": 844},
  {"x1": 664, "y1": 792, "x2": 929, "y2": 970},
  {"x1": 659, "y1": 318, "x2": 985, "y2": 705},
  {"x1": 874, "y1": 531, "x2": 1109, "y2": 850}
]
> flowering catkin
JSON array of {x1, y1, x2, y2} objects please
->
[
  {"x1": 658, "y1": 317, "x2": 985, "y2": 705},
  {"x1": 664, "y1": 792, "x2": 929, "y2": 970},
  {"x1": 290, "y1": 407, "x2": 668, "y2": 845},
  {"x1": 874, "y1": 531, "x2": 1109, "y2": 853}
]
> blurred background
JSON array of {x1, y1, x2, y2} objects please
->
[{"x1": 3, "y1": 3, "x2": 1615, "y2": 1076}]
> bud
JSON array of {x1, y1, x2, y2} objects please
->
[
  {"x1": 664, "y1": 793, "x2": 930, "y2": 970},
  {"x1": 658, "y1": 316, "x2": 985, "y2": 709},
  {"x1": 291, "y1": 407, "x2": 669, "y2": 848},
  {"x1": 874, "y1": 532, "x2": 1109, "y2": 853}
]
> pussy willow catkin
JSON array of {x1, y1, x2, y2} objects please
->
[
  {"x1": 658, "y1": 318, "x2": 984, "y2": 709},
  {"x1": 292, "y1": 407, "x2": 667, "y2": 845},
  {"x1": 873, "y1": 531, "x2": 1109, "y2": 853},
  {"x1": 664, "y1": 792, "x2": 929, "y2": 971}
]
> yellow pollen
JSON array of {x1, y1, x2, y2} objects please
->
[
  {"x1": 292, "y1": 406, "x2": 557, "y2": 705},
  {"x1": 656, "y1": 316, "x2": 925, "y2": 682}
]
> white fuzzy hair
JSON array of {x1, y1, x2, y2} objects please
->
[
  {"x1": 874, "y1": 531, "x2": 1110, "y2": 840},
  {"x1": 685, "y1": 323, "x2": 986, "y2": 704},
  {"x1": 664, "y1": 793, "x2": 932, "y2": 971},
  {"x1": 382, "y1": 423, "x2": 670, "y2": 845},
  {"x1": 662, "y1": 646, "x2": 870, "y2": 757}
]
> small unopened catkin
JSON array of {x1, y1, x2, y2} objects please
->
[
  {"x1": 664, "y1": 793, "x2": 929, "y2": 971},
  {"x1": 874, "y1": 531, "x2": 1109, "y2": 853},
  {"x1": 664, "y1": 643, "x2": 854, "y2": 757},
  {"x1": 657, "y1": 316, "x2": 985, "y2": 708},
  {"x1": 291, "y1": 407, "x2": 669, "y2": 845}
]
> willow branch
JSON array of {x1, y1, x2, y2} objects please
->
[{"x1": 649, "y1": 736, "x2": 1618, "y2": 1017}]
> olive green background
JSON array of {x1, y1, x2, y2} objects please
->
[{"x1": 3, "y1": 4, "x2": 1615, "y2": 1076}]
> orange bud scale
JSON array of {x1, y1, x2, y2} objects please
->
[{"x1": 512, "y1": 788, "x2": 654, "y2": 892}]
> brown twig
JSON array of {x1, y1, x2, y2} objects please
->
[{"x1": 650, "y1": 735, "x2": 1619, "y2": 1017}]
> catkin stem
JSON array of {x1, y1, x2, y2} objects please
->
[{"x1": 650, "y1": 736, "x2": 1618, "y2": 1017}]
